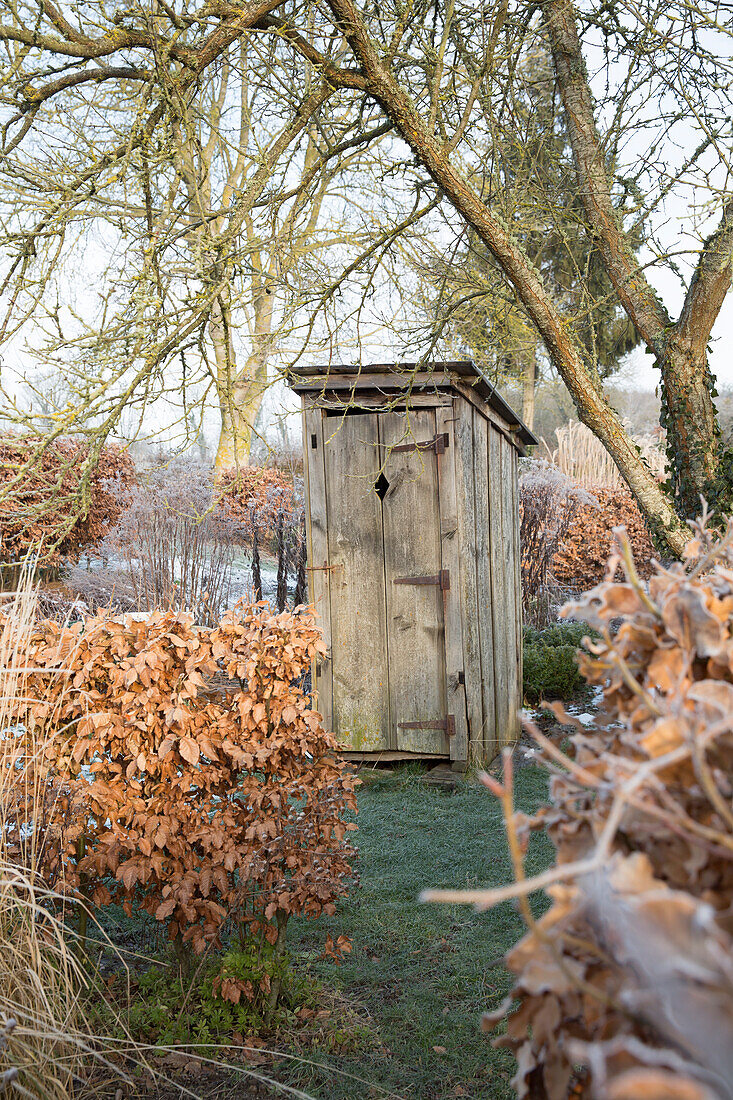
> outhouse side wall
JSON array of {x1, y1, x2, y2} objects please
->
[
  {"x1": 454, "y1": 398, "x2": 522, "y2": 761},
  {"x1": 301, "y1": 404, "x2": 334, "y2": 732}
]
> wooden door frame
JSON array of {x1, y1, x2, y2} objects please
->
[
  {"x1": 304, "y1": 399, "x2": 469, "y2": 764},
  {"x1": 436, "y1": 403, "x2": 470, "y2": 766}
]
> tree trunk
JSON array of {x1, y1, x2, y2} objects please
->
[
  {"x1": 522, "y1": 352, "x2": 537, "y2": 432},
  {"x1": 264, "y1": 909, "x2": 289, "y2": 1026},
  {"x1": 172, "y1": 78, "x2": 332, "y2": 478},
  {"x1": 213, "y1": 282, "x2": 273, "y2": 475},
  {"x1": 543, "y1": 0, "x2": 730, "y2": 517},
  {"x1": 659, "y1": 335, "x2": 720, "y2": 515},
  {"x1": 211, "y1": 304, "x2": 268, "y2": 474},
  {"x1": 214, "y1": 363, "x2": 267, "y2": 473},
  {"x1": 659, "y1": 196, "x2": 733, "y2": 512},
  {"x1": 323, "y1": 0, "x2": 689, "y2": 556}
]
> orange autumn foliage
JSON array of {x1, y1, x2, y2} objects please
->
[{"x1": 6, "y1": 603, "x2": 357, "y2": 955}]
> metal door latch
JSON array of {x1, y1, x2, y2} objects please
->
[
  {"x1": 394, "y1": 569, "x2": 450, "y2": 590},
  {"x1": 392, "y1": 432, "x2": 449, "y2": 454},
  {"x1": 398, "y1": 715, "x2": 456, "y2": 737}
]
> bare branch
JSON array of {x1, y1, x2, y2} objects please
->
[
  {"x1": 542, "y1": 0, "x2": 672, "y2": 349},
  {"x1": 676, "y1": 196, "x2": 733, "y2": 361}
]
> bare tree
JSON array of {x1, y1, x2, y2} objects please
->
[
  {"x1": 165, "y1": 39, "x2": 390, "y2": 470},
  {"x1": 261, "y1": 0, "x2": 733, "y2": 553},
  {"x1": 399, "y1": 44, "x2": 641, "y2": 432},
  {"x1": 0, "y1": 2, "x2": 318, "y2": 526},
  {"x1": 0, "y1": 2, "x2": 389, "y2": 515},
  {"x1": 2, "y1": 2, "x2": 733, "y2": 557}
]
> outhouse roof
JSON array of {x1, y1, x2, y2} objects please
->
[{"x1": 288, "y1": 359, "x2": 537, "y2": 447}]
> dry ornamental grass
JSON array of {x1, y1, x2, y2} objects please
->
[
  {"x1": 548, "y1": 421, "x2": 667, "y2": 491},
  {"x1": 0, "y1": 571, "x2": 88, "y2": 1097}
]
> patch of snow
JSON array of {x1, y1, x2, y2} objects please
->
[{"x1": 72, "y1": 549, "x2": 296, "y2": 613}]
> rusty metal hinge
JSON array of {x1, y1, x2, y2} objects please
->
[
  {"x1": 398, "y1": 715, "x2": 456, "y2": 738},
  {"x1": 306, "y1": 562, "x2": 342, "y2": 574},
  {"x1": 394, "y1": 569, "x2": 449, "y2": 590},
  {"x1": 392, "y1": 432, "x2": 449, "y2": 455}
]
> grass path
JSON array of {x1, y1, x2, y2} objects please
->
[{"x1": 281, "y1": 763, "x2": 553, "y2": 1100}]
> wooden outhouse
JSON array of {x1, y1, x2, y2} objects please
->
[{"x1": 288, "y1": 360, "x2": 536, "y2": 768}]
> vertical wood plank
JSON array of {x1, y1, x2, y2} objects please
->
[
  {"x1": 508, "y1": 444, "x2": 519, "y2": 739},
  {"x1": 504, "y1": 440, "x2": 522, "y2": 742},
  {"x1": 473, "y1": 411, "x2": 497, "y2": 759},
  {"x1": 303, "y1": 406, "x2": 333, "y2": 730},
  {"x1": 436, "y1": 403, "x2": 469, "y2": 766},
  {"x1": 381, "y1": 409, "x2": 447, "y2": 754},
  {"x1": 323, "y1": 413, "x2": 391, "y2": 750},
  {"x1": 454, "y1": 400, "x2": 484, "y2": 759},
  {"x1": 488, "y1": 423, "x2": 510, "y2": 746}
]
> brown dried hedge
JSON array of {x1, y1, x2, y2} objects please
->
[
  {"x1": 552, "y1": 487, "x2": 656, "y2": 588},
  {"x1": 0, "y1": 436, "x2": 135, "y2": 563},
  {"x1": 5, "y1": 601, "x2": 357, "y2": 960},
  {"x1": 217, "y1": 466, "x2": 294, "y2": 538},
  {"x1": 440, "y1": 515, "x2": 733, "y2": 1099}
]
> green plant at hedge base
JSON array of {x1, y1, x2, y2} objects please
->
[
  {"x1": 90, "y1": 941, "x2": 307, "y2": 1047},
  {"x1": 523, "y1": 622, "x2": 597, "y2": 704}
]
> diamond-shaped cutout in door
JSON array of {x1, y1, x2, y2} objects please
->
[{"x1": 374, "y1": 472, "x2": 390, "y2": 500}]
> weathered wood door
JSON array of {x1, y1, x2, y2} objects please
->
[
  {"x1": 379, "y1": 410, "x2": 448, "y2": 752},
  {"x1": 319, "y1": 412, "x2": 390, "y2": 752},
  {"x1": 309, "y1": 406, "x2": 455, "y2": 754}
]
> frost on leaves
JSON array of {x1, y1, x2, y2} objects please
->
[
  {"x1": 428, "y1": 508, "x2": 733, "y2": 1100},
  {"x1": 502, "y1": 513, "x2": 733, "y2": 1099}
]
